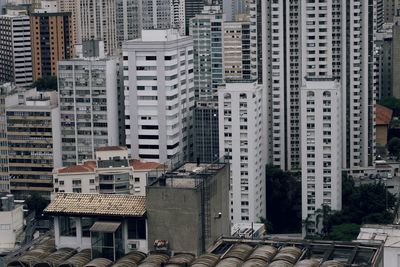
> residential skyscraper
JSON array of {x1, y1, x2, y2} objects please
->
[
  {"x1": 222, "y1": 0, "x2": 247, "y2": 21},
  {"x1": 57, "y1": 0, "x2": 81, "y2": 46},
  {"x1": 0, "y1": 14, "x2": 32, "y2": 87},
  {"x1": 224, "y1": 20, "x2": 251, "y2": 81},
  {"x1": 170, "y1": 0, "x2": 185, "y2": 35},
  {"x1": 184, "y1": 0, "x2": 204, "y2": 35},
  {"x1": 219, "y1": 82, "x2": 266, "y2": 223},
  {"x1": 123, "y1": 29, "x2": 194, "y2": 163},
  {"x1": 30, "y1": 11, "x2": 73, "y2": 81},
  {"x1": 6, "y1": 92, "x2": 61, "y2": 199},
  {"x1": 58, "y1": 56, "x2": 119, "y2": 166},
  {"x1": 79, "y1": 0, "x2": 117, "y2": 55},
  {"x1": 116, "y1": 0, "x2": 143, "y2": 48},
  {"x1": 190, "y1": 2, "x2": 224, "y2": 100},
  {"x1": 263, "y1": 1, "x2": 377, "y2": 233},
  {"x1": 0, "y1": 85, "x2": 8, "y2": 192},
  {"x1": 142, "y1": 0, "x2": 171, "y2": 30}
]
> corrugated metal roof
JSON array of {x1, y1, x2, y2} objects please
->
[
  {"x1": 90, "y1": 222, "x2": 121, "y2": 233},
  {"x1": 44, "y1": 193, "x2": 146, "y2": 217}
]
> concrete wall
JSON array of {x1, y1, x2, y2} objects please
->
[
  {"x1": 146, "y1": 186, "x2": 202, "y2": 255},
  {"x1": 146, "y1": 164, "x2": 230, "y2": 255}
]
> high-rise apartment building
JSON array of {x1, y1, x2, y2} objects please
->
[
  {"x1": 79, "y1": 0, "x2": 117, "y2": 55},
  {"x1": 142, "y1": 0, "x2": 171, "y2": 30},
  {"x1": 300, "y1": 79, "x2": 342, "y2": 235},
  {"x1": 0, "y1": 85, "x2": 8, "y2": 192},
  {"x1": 170, "y1": 0, "x2": 185, "y2": 35},
  {"x1": 57, "y1": 0, "x2": 81, "y2": 46},
  {"x1": 30, "y1": 11, "x2": 73, "y2": 81},
  {"x1": 116, "y1": 0, "x2": 143, "y2": 48},
  {"x1": 224, "y1": 21, "x2": 251, "y2": 81},
  {"x1": 6, "y1": 92, "x2": 61, "y2": 199},
  {"x1": 123, "y1": 29, "x2": 194, "y2": 163},
  {"x1": 218, "y1": 82, "x2": 266, "y2": 223},
  {"x1": 58, "y1": 57, "x2": 119, "y2": 166},
  {"x1": 190, "y1": 2, "x2": 224, "y2": 100},
  {"x1": 0, "y1": 14, "x2": 32, "y2": 87},
  {"x1": 222, "y1": 0, "x2": 247, "y2": 21},
  {"x1": 184, "y1": 0, "x2": 204, "y2": 35},
  {"x1": 263, "y1": 1, "x2": 377, "y2": 232},
  {"x1": 264, "y1": 1, "x2": 376, "y2": 171}
]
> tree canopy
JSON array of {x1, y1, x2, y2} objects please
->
[
  {"x1": 266, "y1": 165, "x2": 301, "y2": 233},
  {"x1": 33, "y1": 76, "x2": 58, "y2": 91},
  {"x1": 25, "y1": 192, "x2": 49, "y2": 217},
  {"x1": 388, "y1": 137, "x2": 400, "y2": 158}
]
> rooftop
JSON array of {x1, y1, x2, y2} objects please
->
[
  {"x1": 7, "y1": 237, "x2": 383, "y2": 267},
  {"x1": 129, "y1": 159, "x2": 164, "y2": 171},
  {"x1": 150, "y1": 162, "x2": 227, "y2": 189},
  {"x1": 376, "y1": 104, "x2": 393, "y2": 125},
  {"x1": 44, "y1": 193, "x2": 146, "y2": 217},
  {"x1": 57, "y1": 160, "x2": 96, "y2": 174}
]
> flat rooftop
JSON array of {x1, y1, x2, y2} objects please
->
[{"x1": 150, "y1": 162, "x2": 227, "y2": 189}]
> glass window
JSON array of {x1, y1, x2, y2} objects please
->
[
  {"x1": 81, "y1": 217, "x2": 95, "y2": 237},
  {"x1": 127, "y1": 218, "x2": 146, "y2": 239},
  {"x1": 59, "y1": 216, "x2": 76, "y2": 236}
]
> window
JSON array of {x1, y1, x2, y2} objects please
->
[
  {"x1": 127, "y1": 218, "x2": 146, "y2": 239},
  {"x1": 59, "y1": 216, "x2": 76, "y2": 237},
  {"x1": 81, "y1": 217, "x2": 94, "y2": 237}
]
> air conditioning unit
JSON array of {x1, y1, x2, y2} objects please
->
[{"x1": 127, "y1": 241, "x2": 140, "y2": 251}]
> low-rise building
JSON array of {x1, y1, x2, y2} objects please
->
[
  {"x1": 54, "y1": 146, "x2": 162, "y2": 196},
  {"x1": 358, "y1": 224, "x2": 400, "y2": 267},
  {"x1": 147, "y1": 161, "x2": 230, "y2": 255},
  {"x1": 44, "y1": 193, "x2": 148, "y2": 260},
  {"x1": 0, "y1": 194, "x2": 24, "y2": 253},
  {"x1": 376, "y1": 104, "x2": 393, "y2": 147}
]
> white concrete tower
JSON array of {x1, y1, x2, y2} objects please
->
[
  {"x1": 123, "y1": 29, "x2": 194, "y2": 164},
  {"x1": 219, "y1": 82, "x2": 266, "y2": 223}
]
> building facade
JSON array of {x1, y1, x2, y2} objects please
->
[
  {"x1": 218, "y1": 82, "x2": 266, "y2": 223},
  {"x1": 184, "y1": 0, "x2": 204, "y2": 35},
  {"x1": 57, "y1": 0, "x2": 81, "y2": 47},
  {"x1": 264, "y1": 1, "x2": 377, "y2": 172},
  {"x1": 0, "y1": 86, "x2": 7, "y2": 192},
  {"x1": 116, "y1": 0, "x2": 143, "y2": 49},
  {"x1": 58, "y1": 57, "x2": 119, "y2": 166},
  {"x1": 0, "y1": 14, "x2": 32, "y2": 87},
  {"x1": 300, "y1": 79, "x2": 342, "y2": 235},
  {"x1": 6, "y1": 93, "x2": 61, "y2": 199},
  {"x1": 190, "y1": 2, "x2": 224, "y2": 100},
  {"x1": 79, "y1": 0, "x2": 117, "y2": 56},
  {"x1": 123, "y1": 29, "x2": 194, "y2": 163},
  {"x1": 142, "y1": 0, "x2": 171, "y2": 30},
  {"x1": 224, "y1": 20, "x2": 251, "y2": 81},
  {"x1": 170, "y1": 0, "x2": 185, "y2": 36},
  {"x1": 30, "y1": 12, "x2": 73, "y2": 81},
  {"x1": 193, "y1": 101, "x2": 219, "y2": 163}
]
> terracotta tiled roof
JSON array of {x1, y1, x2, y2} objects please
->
[
  {"x1": 96, "y1": 146, "x2": 127, "y2": 152},
  {"x1": 376, "y1": 104, "x2": 393, "y2": 125},
  {"x1": 129, "y1": 159, "x2": 164, "y2": 170},
  {"x1": 44, "y1": 193, "x2": 146, "y2": 217},
  {"x1": 57, "y1": 161, "x2": 96, "y2": 174}
]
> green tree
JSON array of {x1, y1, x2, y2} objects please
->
[
  {"x1": 25, "y1": 192, "x2": 49, "y2": 217},
  {"x1": 328, "y1": 224, "x2": 360, "y2": 241},
  {"x1": 388, "y1": 137, "x2": 400, "y2": 158},
  {"x1": 33, "y1": 76, "x2": 58, "y2": 91},
  {"x1": 266, "y1": 165, "x2": 301, "y2": 233}
]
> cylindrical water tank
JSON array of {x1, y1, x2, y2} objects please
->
[
  {"x1": 6, "y1": 194, "x2": 14, "y2": 210},
  {"x1": 241, "y1": 258, "x2": 269, "y2": 267},
  {"x1": 1, "y1": 197, "x2": 8, "y2": 211}
]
